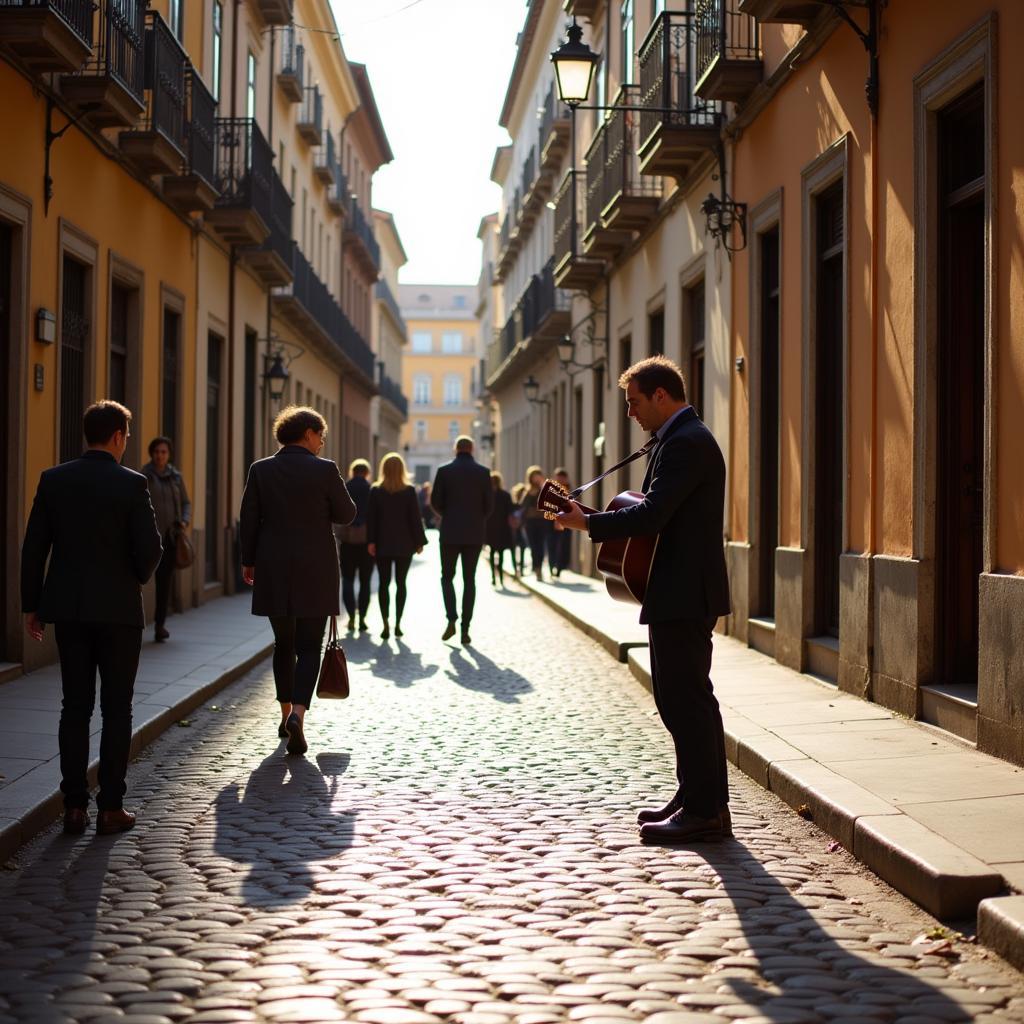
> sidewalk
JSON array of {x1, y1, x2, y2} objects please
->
[
  {"x1": 520, "y1": 566, "x2": 1024, "y2": 968},
  {"x1": 0, "y1": 594, "x2": 272, "y2": 860}
]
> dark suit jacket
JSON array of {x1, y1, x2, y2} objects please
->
[
  {"x1": 239, "y1": 446, "x2": 355, "y2": 617},
  {"x1": 587, "y1": 407, "x2": 731, "y2": 625},
  {"x1": 367, "y1": 484, "x2": 428, "y2": 558},
  {"x1": 21, "y1": 450, "x2": 163, "y2": 628},
  {"x1": 430, "y1": 453, "x2": 494, "y2": 546}
]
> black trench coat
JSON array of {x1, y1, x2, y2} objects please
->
[{"x1": 239, "y1": 446, "x2": 355, "y2": 617}]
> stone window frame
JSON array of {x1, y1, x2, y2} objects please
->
[
  {"x1": 912, "y1": 13, "x2": 997, "y2": 572},
  {"x1": 107, "y1": 252, "x2": 145, "y2": 467},
  {"x1": 799, "y1": 135, "x2": 850, "y2": 576},
  {"x1": 57, "y1": 218, "x2": 99, "y2": 463},
  {"x1": 745, "y1": 187, "x2": 784, "y2": 619},
  {"x1": 159, "y1": 283, "x2": 186, "y2": 445}
]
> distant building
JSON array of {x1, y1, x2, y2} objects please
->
[{"x1": 399, "y1": 285, "x2": 483, "y2": 484}]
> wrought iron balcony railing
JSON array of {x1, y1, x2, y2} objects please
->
[
  {"x1": 213, "y1": 116, "x2": 273, "y2": 226},
  {"x1": 378, "y1": 372, "x2": 409, "y2": 419},
  {"x1": 0, "y1": 0, "x2": 94, "y2": 52},
  {"x1": 694, "y1": 0, "x2": 762, "y2": 101},
  {"x1": 314, "y1": 129, "x2": 335, "y2": 185},
  {"x1": 297, "y1": 84, "x2": 322, "y2": 143},
  {"x1": 376, "y1": 278, "x2": 406, "y2": 335},
  {"x1": 520, "y1": 258, "x2": 571, "y2": 342},
  {"x1": 141, "y1": 11, "x2": 186, "y2": 154},
  {"x1": 346, "y1": 200, "x2": 381, "y2": 270},
  {"x1": 553, "y1": 169, "x2": 582, "y2": 271},
  {"x1": 327, "y1": 158, "x2": 348, "y2": 214},
  {"x1": 278, "y1": 23, "x2": 304, "y2": 102},
  {"x1": 262, "y1": 169, "x2": 294, "y2": 272},
  {"x1": 184, "y1": 65, "x2": 216, "y2": 184},
  {"x1": 521, "y1": 147, "x2": 537, "y2": 199}
]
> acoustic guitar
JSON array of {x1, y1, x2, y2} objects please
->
[{"x1": 537, "y1": 480, "x2": 658, "y2": 606}]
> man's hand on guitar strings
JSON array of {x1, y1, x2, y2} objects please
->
[{"x1": 554, "y1": 500, "x2": 589, "y2": 533}]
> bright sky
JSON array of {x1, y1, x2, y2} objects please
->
[{"x1": 333, "y1": 0, "x2": 528, "y2": 286}]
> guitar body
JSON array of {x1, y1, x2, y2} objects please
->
[
  {"x1": 595, "y1": 491, "x2": 658, "y2": 605},
  {"x1": 536, "y1": 480, "x2": 657, "y2": 607}
]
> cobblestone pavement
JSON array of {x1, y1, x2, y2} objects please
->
[{"x1": 2, "y1": 556, "x2": 1023, "y2": 1024}]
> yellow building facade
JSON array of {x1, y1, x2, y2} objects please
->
[{"x1": 0, "y1": 0, "x2": 393, "y2": 672}]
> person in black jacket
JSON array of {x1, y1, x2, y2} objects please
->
[
  {"x1": 555, "y1": 356, "x2": 731, "y2": 843},
  {"x1": 240, "y1": 406, "x2": 355, "y2": 756},
  {"x1": 21, "y1": 400, "x2": 163, "y2": 836},
  {"x1": 485, "y1": 472, "x2": 514, "y2": 588},
  {"x1": 430, "y1": 436, "x2": 494, "y2": 645},
  {"x1": 338, "y1": 458, "x2": 373, "y2": 633},
  {"x1": 366, "y1": 452, "x2": 427, "y2": 640}
]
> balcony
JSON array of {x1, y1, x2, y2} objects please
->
[
  {"x1": 637, "y1": 11, "x2": 722, "y2": 180},
  {"x1": 552, "y1": 169, "x2": 604, "y2": 292},
  {"x1": 162, "y1": 66, "x2": 218, "y2": 213},
  {"x1": 520, "y1": 147, "x2": 545, "y2": 228},
  {"x1": 376, "y1": 278, "x2": 406, "y2": 336},
  {"x1": 296, "y1": 84, "x2": 322, "y2": 144},
  {"x1": 243, "y1": 168, "x2": 294, "y2": 287},
  {"x1": 583, "y1": 86, "x2": 661, "y2": 259},
  {"x1": 206, "y1": 117, "x2": 273, "y2": 247},
  {"x1": 694, "y1": 0, "x2": 762, "y2": 102},
  {"x1": 119, "y1": 13, "x2": 187, "y2": 176},
  {"x1": 0, "y1": 0, "x2": 93, "y2": 73},
  {"x1": 495, "y1": 213, "x2": 518, "y2": 282},
  {"x1": 253, "y1": 0, "x2": 293, "y2": 27},
  {"x1": 61, "y1": 0, "x2": 147, "y2": 129},
  {"x1": 344, "y1": 200, "x2": 380, "y2": 279},
  {"x1": 313, "y1": 130, "x2": 336, "y2": 186},
  {"x1": 277, "y1": 24, "x2": 303, "y2": 102},
  {"x1": 737, "y1": 0, "x2": 821, "y2": 25},
  {"x1": 378, "y1": 372, "x2": 409, "y2": 420},
  {"x1": 274, "y1": 245, "x2": 377, "y2": 387},
  {"x1": 539, "y1": 83, "x2": 571, "y2": 172},
  {"x1": 327, "y1": 161, "x2": 348, "y2": 216},
  {"x1": 562, "y1": 0, "x2": 600, "y2": 20}
]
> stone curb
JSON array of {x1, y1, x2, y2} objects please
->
[
  {"x1": 519, "y1": 574, "x2": 1011, "y2": 926},
  {"x1": 978, "y1": 896, "x2": 1024, "y2": 972},
  {"x1": 0, "y1": 641, "x2": 272, "y2": 862}
]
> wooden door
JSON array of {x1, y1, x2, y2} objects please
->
[{"x1": 0, "y1": 225, "x2": 9, "y2": 660}]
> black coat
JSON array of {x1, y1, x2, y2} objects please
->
[
  {"x1": 21, "y1": 450, "x2": 163, "y2": 628},
  {"x1": 430, "y1": 453, "x2": 494, "y2": 546},
  {"x1": 486, "y1": 488, "x2": 514, "y2": 550},
  {"x1": 366, "y1": 485, "x2": 427, "y2": 558},
  {"x1": 239, "y1": 446, "x2": 356, "y2": 617},
  {"x1": 587, "y1": 407, "x2": 731, "y2": 625}
]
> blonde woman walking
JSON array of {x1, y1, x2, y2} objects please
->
[{"x1": 366, "y1": 452, "x2": 427, "y2": 640}]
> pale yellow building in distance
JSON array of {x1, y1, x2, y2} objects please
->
[{"x1": 398, "y1": 285, "x2": 483, "y2": 484}]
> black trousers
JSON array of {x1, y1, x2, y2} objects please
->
[
  {"x1": 376, "y1": 555, "x2": 412, "y2": 623},
  {"x1": 340, "y1": 542, "x2": 373, "y2": 620},
  {"x1": 269, "y1": 616, "x2": 327, "y2": 708},
  {"x1": 525, "y1": 519, "x2": 550, "y2": 573},
  {"x1": 440, "y1": 544, "x2": 482, "y2": 625},
  {"x1": 153, "y1": 530, "x2": 176, "y2": 626},
  {"x1": 647, "y1": 616, "x2": 729, "y2": 819},
  {"x1": 489, "y1": 546, "x2": 509, "y2": 584},
  {"x1": 548, "y1": 528, "x2": 571, "y2": 573},
  {"x1": 55, "y1": 621, "x2": 142, "y2": 811}
]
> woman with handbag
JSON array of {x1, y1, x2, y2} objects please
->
[
  {"x1": 143, "y1": 437, "x2": 192, "y2": 643},
  {"x1": 366, "y1": 452, "x2": 426, "y2": 640},
  {"x1": 239, "y1": 406, "x2": 356, "y2": 755},
  {"x1": 485, "y1": 471, "x2": 514, "y2": 588}
]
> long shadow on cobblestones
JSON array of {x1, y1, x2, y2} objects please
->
[
  {"x1": 446, "y1": 646, "x2": 533, "y2": 704},
  {"x1": 365, "y1": 639, "x2": 436, "y2": 688},
  {"x1": 699, "y1": 842, "x2": 965, "y2": 1022},
  {"x1": 213, "y1": 751, "x2": 355, "y2": 909}
]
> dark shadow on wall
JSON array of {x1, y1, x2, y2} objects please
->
[{"x1": 213, "y1": 750, "x2": 354, "y2": 908}]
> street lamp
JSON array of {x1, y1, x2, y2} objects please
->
[
  {"x1": 523, "y1": 375, "x2": 541, "y2": 404},
  {"x1": 700, "y1": 190, "x2": 748, "y2": 256},
  {"x1": 550, "y1": 18, "x2": 599, "y2": 108},
  {"x1": 556, "y1": 334, "x2": 575, "y2": 368},
  {"x1": 263, "y1": 351, "x2": 290, "y2": 403}
]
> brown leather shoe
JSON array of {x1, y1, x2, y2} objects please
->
[
  {"x1": 640, "y1": 810, "x2": 724, "y2": 844},
  {"x1": 63, "y1": 809, "x2": 89, "y2": 835},
  {"x1": 637, "y1": 790, "x2": 685, "y2": 824},
  {"x1": 154, "y1": 625, "x2": 170, "y2": 642},
  {"x1": 96, "y1": 809, "x2": 136, "y2": 835}
]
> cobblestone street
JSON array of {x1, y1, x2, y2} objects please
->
[{"x1": 2, "y1": 555, "x2": 1023, "y2": 1024}]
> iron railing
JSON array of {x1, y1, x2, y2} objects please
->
[
  {"x1": 499, "y1": 214, "x2": 511, "y2": 252},
  {"x1": 0, "y1": 0, "x2": 93, "y2": 44},
  {"x1": 288, "y1": 245, "x2": 376, "y2": 380},
  {"x1": 280, "y1": 23, "x2": 304, "y2": 81},
  {"x1": 315, "y1": 129, "x2": 336, "y2": 182},
  {"x1": 538, "y1": 82, "x2": 569, "y2": 152},
  {"x1": 261, "y1": 169, "x2": 294, "y2": 271},
  {"x1": 141, "y1": 12, "x2": 187, "y2": 155},
  {"x1": 520, "y1": 258, "x2": 570, "y2": 340},
  {"x1": 213, "y1": 117, "x2": 273, "y2": 228},
  {"x1": 347, "y1": 200, "x2": 380, "y2": 269},
  {"x1": 78, "y1": 0, "x2": 147, "y2": 102},
  {"x1": 695, "y1": 0, "x2": 760, "y2": 83},
  {"x1": 521, "y1": 147, "x2": 537, "y2": 197},
  {"x1": 184, "y1": 64, "x2": 216, "y2": 185},
  {"x1": 298, "y1": 84, "x2": 322, "y2": 136},
  {"x1": 553, "y1": 169, "x2": 584, "y2": 269},
  {"x1": 378, "y1": 372, "x2": 408, "y2": 418},
  {"x1": 638, "y1": 10, "x2": 722, "y2": 151},
  {"x1": 497, "y1": 309, "x2": 519, "y2": 365},
  {"x1": 375, "y1": 278, "x2": 406, "y2": 335},
  {"x1": 329, "y1": 160, "x2": 348, "y2": 209}
]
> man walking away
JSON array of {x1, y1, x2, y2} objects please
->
[
  {"x1": 338, "y1": 458, "x2": 373, "y2": 633},
  {"x1": 430, "y1": 436, "x2": 493, "y2": 645},
  {"x1": 21, "y1": 401, "x2": 163, "y2": 836}
]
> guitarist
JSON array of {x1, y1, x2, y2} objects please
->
[{"x1": 554, "y1": 356, "x2": 731, "y2": 843}]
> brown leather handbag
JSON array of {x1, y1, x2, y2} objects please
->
[
  {"x1": 316, "y1": 616, "x2": 350, "y2": 699},
  {"x1": 174, "y1": 527, "x2": 194, "y2": 570}
]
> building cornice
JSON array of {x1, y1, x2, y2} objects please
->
[{"x1": 499, "y1": 1, "x2": 545, "y2": 129}]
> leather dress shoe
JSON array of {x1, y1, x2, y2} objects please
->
[
  {"x1": 637, "y1": 790, "x2": 685, "y2": 824},
  {"x1": 154, "y1": 625, "x2": 170, "y2": 642},
  {"x1": 96, "y1": 809, "x2": 136, "y2": 835},
  {"x1": 461, "y1": 630, "x2": 471, "y2": 645},
  {"x1": 640, "y1": 810, "x2": 724, "y2": 844},
  {"x1": 285, "y1": 712, "x2": 307, "y2": 756},
  {"x1": 441, "y1": 621, "x2": 457, "y2": 641},
  {"x1": 63, "y1": 808, "x2": 89, "y2": 835}
]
